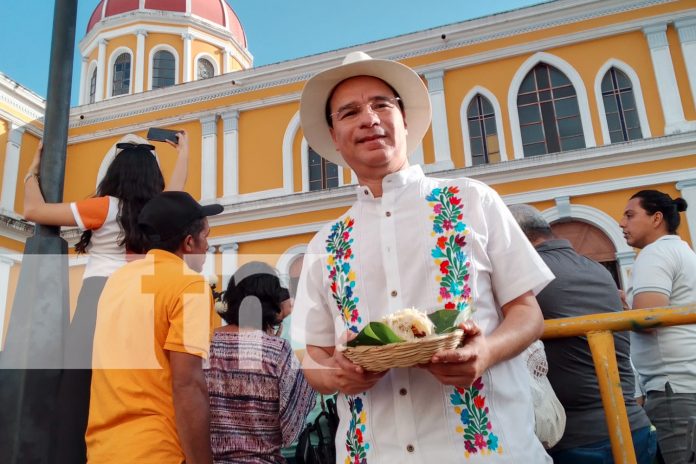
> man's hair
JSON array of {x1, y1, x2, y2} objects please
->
[
  {"x1": 145, "y1": 217, "x2": 206, "y2": 253},
  {"x1": 324, "y1": 78, "x2": 405, "y2": 128},
  {"x1": 631, "y1": 189, "x2": 688, "y2": 235},
  {"x1": 220, "y1": 261, "x2": 287, "y2": 331},
  {"x1": 508, "y1": 204, "x2": 554, "y2": 243}
]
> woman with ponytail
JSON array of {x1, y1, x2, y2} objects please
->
[
  {"x1": 22, "y1": 131, "x2": 189, "y2": 464},
  {"x1": 620, "y1": 189, "x2": 696, "y2": 464}
]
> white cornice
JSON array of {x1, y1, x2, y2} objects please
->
[
  {"x1": 207, "y1": 131, "x2": 696, "y2": 226},
  {"x1": 0, "y1": 74, "x2": 46, "y2": 127},
  {"x1": 68, "y1": 0, "x2": 684, "y2": 129},
  {"x1": 80, "y1": 10, "x2": 251, "y2": 63},
  {"x1": 68, "y1": 91, "x2": 301, "y2": 143},
  {"x1": 5, "y1": 133, "x2": 695, "y2": 244},
  {"x1": 502, "y1": 168, "x2": 696, "y2": 205},
  {"x1": 439, "y1": 131, "x2": 696, "y2": 185},
  {"x1": 208, "y1": 221, "x2": 328, "y2": 246}
]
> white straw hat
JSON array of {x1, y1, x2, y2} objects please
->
[{"x1": 299, "y1": 51, "x2": 432, "y2": 167}]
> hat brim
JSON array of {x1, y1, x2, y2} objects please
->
[
  {"x1": 299, "y1": 56, "x2": 432, "y2": 167},
  {"x1": 201, "y1": 204, "x2": 224, "y2": 217}
]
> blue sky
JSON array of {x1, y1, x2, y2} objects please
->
[{"x1": 0, "y1": 0, "x2": 543, "y2": 107}]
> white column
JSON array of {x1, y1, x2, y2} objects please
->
[
  {"x1": 95, "y1": 39, "x2": 108, "y2": 102},
  {"x1": 220, "y1": 243, "x2": 238, "y2": 289},
  {"x1": 200, "y1": 114, "x2": 218, "y2": 201},
  {"x1": 221, "y1": 110, "x2": 239, "y2": 198},
  {"x1": 1, "y1": 124, "x2": 25, "y2": 212},
  {"x1": 78, "y1": 57, "x2": 88, "y2": 105},
  {"x1": 643, "y1": 24, "x2": 694, "y2": 134},
  {"x1": 0, "y1": 256, "x2": 15, "y2": 350},
  {"x1": 424, "y1": 70, "x2": 454, "y2": 170},
  {"x1": 676, "y1": 179, "x2": 696, "y2": 248},
  {"x1": 675, "y1": 18, "x2": 696, "y2": 113},
  {"x1": 223, "y1": 48, "x2": 232, "y2": 73},
  {"x1": 134, "y1": 29, "x2": 147, "y2": 94},
  {"x1": 182, "y1": 32, "x2": 193, "y2": 83}
]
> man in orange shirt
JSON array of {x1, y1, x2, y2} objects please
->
[{"x1": 87, "y1": 191, "x2": 222, "y2": 464}]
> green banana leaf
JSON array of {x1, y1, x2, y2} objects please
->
[
  {"x1": 346, "y1": 322, "x2": 404, "y2": 347},
  {"x1": 428, "y1": 309, "x2": 460, "y2": 334},
  {"x1": 347, "y1": 309, "x2": 464, "y2": 347}
]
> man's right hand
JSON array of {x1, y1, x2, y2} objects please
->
[
  {"x1": 330, "y1": 348, "x2": 386, "y2": 395},
  {"x1": 304, "y1": 343, "x2": 387, "y2": 395}
]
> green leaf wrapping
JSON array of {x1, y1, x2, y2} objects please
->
[
  {"x1": 347, "y1": 308, "x2": 468, "y2": 347},
  {"x1": 427, "y1": 309, "x2": 461, "y2": 334},
  {"x1": 346, "y1": 322, "x2": 404, "y2": 347}
]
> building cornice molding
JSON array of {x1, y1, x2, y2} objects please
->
[
  {"x1": 80, "y1": 10, "x2": 251, "y2": 64},
  {"x1": 206, "y1": 131, "x2": 696, "y2": 226},
  {"x1": 68, "y1": 0, "x2": 682, "y2": 129},
  {"x1": 68, "y1": 91, "x2": 301, "y2": 143},
  {"x1": 5, "y1": 133, "x2": 695, "y2": 243},
  {"x1": 0, "y1": 74, "x2": 46, "y2": 127}
]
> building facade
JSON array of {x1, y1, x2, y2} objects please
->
[{"x1": 1, "y1": 0, "x2": 696, "y2": 342}]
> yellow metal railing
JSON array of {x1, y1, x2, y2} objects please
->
[{"x1": 541, "y1": 304, "x2": 696, "y2": 464}]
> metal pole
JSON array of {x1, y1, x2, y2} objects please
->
[
  {"x1": 587, "y1": 331, "x2": 637, "y2": 464},
  {"x1": 0, "y1": 1, "x2": 77, "y2": 463}
]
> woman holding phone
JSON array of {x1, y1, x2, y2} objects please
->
[{"x1": 22, "y1": 130, "x2": 189, "y2": 464}]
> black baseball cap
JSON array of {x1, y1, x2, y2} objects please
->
[{"x1": 138, "y1": 191, "x2": 223, "y2": 241}]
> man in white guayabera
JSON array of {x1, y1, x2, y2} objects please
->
[{"x1": 291, "y1": 51, "x2": 555, "y2": 463}]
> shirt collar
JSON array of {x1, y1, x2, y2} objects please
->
[
  {"x1": 534, "y1": 238, "x2": 573, "y2": 252},
  {"x1": 356, "y1": 165, "x2": 425, "y2": 200}
]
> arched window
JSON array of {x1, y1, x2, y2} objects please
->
[
  {"x1": 112, "y1": 53, "x2": 131, "y2": 96},
  {"x1": 308, "y1": 146, "x2": 338, "y2": 191},
  {"x1": 197, "y1": 58, "x2": 215, "y2": 80},
  {"x1": 517, "y1": 63, "x2": 585, "y2": 156},
  {"x1": 152, "y1": 50, "x2": 175, "y2": 89},
  {"x1": 467, "y1": 95, "x2": 500, "y2": 165},
  {"x1": 601, "y1": 67, "x2": 643, "y2": 143},
  {"x1": 89, "y1": 68, "x2": 97, "y2": 104}
]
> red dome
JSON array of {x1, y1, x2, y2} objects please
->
[{"x1": 86, "y1": 0, "x2": 247, "y2": 48}]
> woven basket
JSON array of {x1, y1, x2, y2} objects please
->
[{"x1": 342, "y1": 329, "x2": 464, "y2": 372}]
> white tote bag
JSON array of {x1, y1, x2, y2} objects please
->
[{"x1": 524, "y1": 340, "x2": 567, "y2": 449}]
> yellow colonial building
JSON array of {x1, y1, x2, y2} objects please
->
[{"x1": 1, "y1": 0, "x2": 696, "y2": 342}]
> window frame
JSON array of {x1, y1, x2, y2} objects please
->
[
  {"x1": 594, "y1": 59, "x2": 652, "y2": 145},
  {"x1": 147, "y1": 45, "x2": 180, "y2": 91},
  {"x1": 106, "y1": 47, "x2": 133, "y2": 98}
]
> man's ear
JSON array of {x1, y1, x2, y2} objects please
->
[
  {"x1": 652, "y1": 211, "x2": 664, "y2": 229},
  {"x1": 329, "y1": 127, "x2": 338, "y2": 147},
  {"x1": 182, "y1": 234, "x2": 195, "y2": 253}
]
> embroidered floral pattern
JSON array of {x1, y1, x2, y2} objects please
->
[
  {"x1": 344, "y1": 396, "x2": 369, "y2": 464},
  {"x1": 450, "y1": 378, "x2": 502, "y2": 457},
  {"x1": 427, "y1": 186, "x2": 501, "y2": 458},
  {"x1": 427, "y1": 186, "x2": 472, "y2": 316},
  {"x1": 326, "y1": 216, "x2": 361, "y2": 333},
  {"x1": 326, "y1": 216, "x2": 369, "y2": 463}
]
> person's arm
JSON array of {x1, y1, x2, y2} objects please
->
[
  {"x1": 170, "y1": 351, "x2": 212, "y2": 464},
  {"x1": 278, "y1": 343, "x2": 316, "y2": 447},
  {"x1": 303, "y1": 343, "x2": 387, "y2": 395},
  {"x1": 22, "y1": 142, "x2": 77, "y2": 226},
  {"x1": 422, "y1": 291, "x2": 544, "y2": 388},
  {"x1": 164, "y1": 130, "x2": 189, "y2": 191},
  {"x1": 632, "y1": 292, "x2": 670, "y2": 310}
]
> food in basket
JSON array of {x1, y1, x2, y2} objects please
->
[{"x1": 382, "y1": 307, "x2": 434, "y2": 341}]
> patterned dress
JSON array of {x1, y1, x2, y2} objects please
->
[{"x1": 205, "y1": 330, "x2": 316, "y2": 464}]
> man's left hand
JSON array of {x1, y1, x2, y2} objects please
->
[{"x1": 420, "y1": 321, "x2": 491, "y2": 388}]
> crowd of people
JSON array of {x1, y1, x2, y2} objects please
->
[{"x1": 21, "y1": 51, "x2": 696, "y2": 464}]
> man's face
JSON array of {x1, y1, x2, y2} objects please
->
[
  {"x1": 328, "y1": 76, "x2": 408, "y2": 178},
  {"x1": 620, "y1": 198, "x2": 655, "y2": 249},
  {"x1": 184, "y1": 219, "x2": 210, "y2": 273}
]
